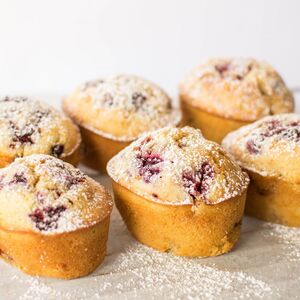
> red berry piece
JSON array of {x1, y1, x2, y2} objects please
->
[
  {"x1": 103, "y1": 93, "x2": 114, "y2": 106},
  {"x1": 13, "y1": 128, "x2": 34, "y2": 145},
  {"x1": 1, "y1": 96, "x2": 28, "y2": 103},
  {"x1": 64, "y1": 171, "x2": 86, "y2": 188},
  {"x1": 246, "y1": 139, "x2": 260, "y2": 154},
  {"x1": 9, "y1": 172, "x2": 27, "y2": 185},
  {"x1": 215, "y1": 63, "x2": 230, "y2": 76},
  {"x1": 132, "y1": 92, "x2": 147, "y2": 109},
  {"x1": 136, "y1": 151, "x2": 163, "y2": 183},
  {"x1": 0, "y1": 176, "x2": 3, "y2": 190},
  {"x1": 182, "y1": 162, "x2": 214, "y2": 199},
  {"x1": 262, "y1": 120, "x2": 283, "y2": 137},
  {"x1": 261, "y1": 119, "x2": 300, "y2": 142},
  {"x1": 29, "y1": 205, "x2": 67, "y2": 231}
]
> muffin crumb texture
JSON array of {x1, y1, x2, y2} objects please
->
[
  {"x1": 108, "y1": 126, "x2": 249, "y2": 205},
  {"x1": 64, "y1": 74, "x2": 181, "y2": 141},
  {"x1": 180, "y1": 58, "x2": 294, "y2": 121},
  {"x1": 222, "y1": 114, "x2": 300, "y2": 181},
  {"x1": 0, "y1": 155, "x2": 112, "y2": 234},
  {"x1": 0, "y1": 96, "x2": 80, "y2": 159}
]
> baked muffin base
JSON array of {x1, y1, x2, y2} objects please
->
[
  {"x1": 0, "y1": 146, "x2": 81, "y2": 168},
  {"x1": 0, "y1": 217, "x2": 110, "y2": 279},
  {"x1": 80, "y1": 126, "x2": 131, "y2": 173},
  {"x1": 180, "y1": 100, "x2": 249, "y2": 144},
  {"x1": 62, "y1": 146, "x2": 81, "y2": 166},
  {"x1": 112, "y1": 181, "x2": 246, "y2": 257},
  {"x1": 246, "y1": 170, "x2": 300, "y2": 227}
]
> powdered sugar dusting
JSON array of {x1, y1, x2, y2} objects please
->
[
  {"x1": 108, "y1": 126, "x2": 249, "y2": 205},
  {"x1": 0, "y1": 96, "x2": 80, "y2": 158},
  {"x1": 109, "y1": 242, "x2": 272, "y2": 299},
  {"x1": 262, "y1": 222, "x2": 300, "y2": 261},
  {"x1": 222, "y1": 113, "x2": 300, "y2": 178},
  {"x1": 14, "y1": 263, "x2": 272, "y2": 300},
  {"x1": 18, "y1": 278, "x2": 59, "y2": 300},
  {"x1": 0, "y1": 155, "x2": 112, "y2": 235},
  {"x1": 180, "y1": 58, "x2": 294, "y2": 121},
  {"x1": 75, "y1": 74, "x2": 181, "y2": 141},
  {"x1": 81, "y1": 74, "x2": 171, "y2": 113},
  {"x1": 6, "y1": 211, "x2": 279, "y2": 300},
  {"x1": 2, "y1": 172, "x2": 298, "y2": 299}
]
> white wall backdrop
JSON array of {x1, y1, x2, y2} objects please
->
[{"x1": 0, "y1": 0, "x2": 299, "y2": 97}]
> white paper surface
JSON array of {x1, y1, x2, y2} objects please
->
[{"x1": 1, "y1": 94, "x2": 300, "y2": 299}]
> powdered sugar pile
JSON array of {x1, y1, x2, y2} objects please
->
[
  {"x1": 262, "y1": 222, "x2": 300, "y2": 262},
  {"x1": 109, "y1": 242, "x2": 272, "y2": 299},
  {"x1": 12, "y1": 263, "x2": 272, "y2": 300},
  {"x1": 18, "y1": 278, "x2": 60, "y2": 300},
  {"x1": 7, "y1": 211, "x2": 278, "y2": 300}
]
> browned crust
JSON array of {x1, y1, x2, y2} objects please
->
[
  {"x1": 180, "y1": 93, "x2": 254, "y2": 122},
  {"x1": 79, "y1": 125, "x2": 131, "y2": 173},
  {"x1": 0, "y1": 155, "x2": 13, "y2": 168},
  {"x1": 0, "y1": 217, "x2": 111, "y2": 279},
  {"x1": 112, "y1": 181, "x2": 246, "y2": 257},
  {"x1": 246, "y1": 170, "x2": 300, "y2": 227},
  {"x1": 62, "y1": 144, "x2": 81, "y2": 166},
  {"x1": 180, "y1": 97, "x2": 250, "y2": 144},
  {"x1": 0, "y1": 144, "x2": 81, "y2": 169}
]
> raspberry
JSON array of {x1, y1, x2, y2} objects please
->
[
  {"x1": 9, "y1": 172, "x2": 27, "y2": 185},
  {"x1": 136, "y1": 151, "x2": 163, "y2": 183},
  {"x1": 182, "y1": 162, "x2": 214, "y2": 199},
  {"x1": 29, "y1": 205, "x2": 66, "y2": 231}
]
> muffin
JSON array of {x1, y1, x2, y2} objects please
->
[
  {"x1": 63, "y1": 74, "x2": 181, "y2": 172},
  {"x1": 0, "y1": 154, "x2": 113, "y2": 279},
  {"x1": 0, "y1": 96, "x2": 81, "y2": 167},
  {"x1": 222, "y1": 114, "x2": 300, "y2": 227},
  {"x1": 107, "y1": 126, "x2": 249, "y2": 257},
  {"x1": 179, "y1": 58, "x2": 294, "y2": 143}
]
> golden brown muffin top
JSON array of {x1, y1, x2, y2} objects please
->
[
  {"x1": 107, "y1": 126, "x2": 249, "y2": 205},
  {"x1": 179, "y1": 58, "x2": 294, "y2": 122},
  {"x1": 63, "y1": 74, "x2": 181, "y2": 141},
  {"x1": 0, "y1": 96, "x2": 81, "y2": 161},
  {"x1": 222, "y1": 114, "x2": 300, "y2": 183},
  {"x1": 0, "y1": 155, "x2": 113, "y2": 234}
]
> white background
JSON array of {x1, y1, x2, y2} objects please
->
[
  {"x1": 0, "y1": 3, "x2": 300, "y2": 299},
  {"x1": 0, "y1": 0, "x2": 299, "y2": 98}
]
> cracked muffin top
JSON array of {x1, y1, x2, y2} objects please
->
[
  {"x1": 63, "y1": 74, "x2": 181, "y2": 141},
  {"x1": 107, "y1": 126, "x2": 249, "y2": 205},
  {"x1": 0, "y1": 155, "x2": 112, "y2": 234},
  {"x1": 222, "y1": 114, "x2": 300, "y2": 183},
  {"x1": 179, "y1": 58, "x2": 294, "y2": 121},
  {"x1": 0, "y1": 96, "x2": 81, "y2": 166}
]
